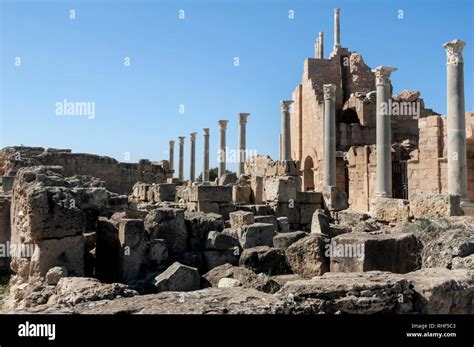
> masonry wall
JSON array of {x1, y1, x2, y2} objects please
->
[
  {"x1": 0, "y1": 147, "x2": 171, "y2": 194},
  {"x1": 407, "y1": 113, "x2": 474, "y2": 201}
]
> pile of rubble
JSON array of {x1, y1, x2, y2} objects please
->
[{"x1": 0, "y1": 163, "x2": 472, "y2": 314}]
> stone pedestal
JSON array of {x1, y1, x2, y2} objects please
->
[
  {"x1": 374, "y1": 66, "x2": 397, "y2": 198},
  {"x1": 238, "y1": 113, "x2": 249, "y2": 176},
  {"x1": 444, "y1": 39, "x2": 467, "y2": 200}
]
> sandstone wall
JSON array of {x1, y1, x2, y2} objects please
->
[
  {"x1": 408, "y1": 114, "x2": 474, "y2": 201},
  {"x1": 0, "y1": 147, "x2": 171, "y2": 194}
]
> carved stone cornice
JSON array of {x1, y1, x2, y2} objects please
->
[
  {"x1": 238, "y1": 112, "x2": 250, "y2": 125},
  {"x1": 323, "y1": 84, "x2": 337, "y2": 100},
  {"x1": 280, "y1": 100, "x2": 293, "y2": 112}
]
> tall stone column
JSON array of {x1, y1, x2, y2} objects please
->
[
  {"x1": 189, "y1": 132, "x2": 197, "y2": 181},
  {"x1": 314, "y1": 36, "x2": 319, "y2": 59},
  {"x1": 444, "y1": 39, "x2": 467, "y2": 200},
  {"x1": 238, "y1": 113, "x2": 250, "y2": 176},
  {"x1": 323, "y1": 84, "x2": 336, "y2": 186},
  {"x1": 178, "y1": 136, "x2": 185, "y2": 181},
  {"x1": 280, "y1": 100, "x2": 293, "y2": 161},
  {"x1": 218, "y1": 120, "x2": 229, "y2": 178},
  {"x1": 318, "y1": 32, "x2": 324, "y2": 59},
  {"x1": 169, "y1": 140, "x2": 175, "y2": 176},
  {"x1": 334, "y1": 8, "x2": 340, "y2": 50},
  {"x1": 203, "y1": 128, "x2": 210, "y2": 182},
  {"x1": 374, "y1": 66, "x2": 397, "y2": 198}
]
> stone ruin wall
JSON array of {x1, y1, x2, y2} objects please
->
[
  {"x1": 0, "y1": 147, "x2": 171, "y2": 195},
  {"x1": 407, "y1": 113, "x2": 474, "y2": 202}
]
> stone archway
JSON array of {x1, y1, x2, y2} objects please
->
[{"x1": 303, "y1": 156, "x2": 315, "y2": 191}]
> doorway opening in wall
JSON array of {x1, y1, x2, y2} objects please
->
[
  {"x1": 340, "y1": 108, "x2": 360, "y2": 124},
  {"x1": 392, "y1": 160, "x2": 408, "y2": 199},
  {"x1": 303, "y1": 156, "x2": 315, "y2": 191}
]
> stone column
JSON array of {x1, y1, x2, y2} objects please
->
[
  {"x1": 169, "y1": 140, "x2": 175, "y2": 176},
  {"x1": 314, "y1": 36, "x2": 319, "y2": 59},
  {"x1": 334, "y1": 8, "x2": 340, "y2": 50},
  {"x1": 444, "y1": 39, "x2": 467, "y2": 200},
  {"x1": 238, "y1": 113, "x2": 250, "y2": 176},
  {"x1": 374, "y1": 66, "x2": 397, "y2": 198},
  {"x1": 203, "y1": 128, "x2": 210, "y2": 182},
  {"x1": 318, "y1": 32, "x2": 324, "y2": 59},
  {"x1": 323, "y1": 84, "x2": 336, "y2": 186},
  {"x1": 218, "y1": 120, "x2": 229, "y2": 178},
  {"x1": 178, "y1": 136, "x2": 185, "y2": 180},
  {"x1": 189, "y1": 132, "x2": 197, "y2": 181},
  {"x1": 280, "y1": 100, "x2": 293, "y2": 161}
]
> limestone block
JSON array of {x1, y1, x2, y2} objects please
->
[
  {"x1": 151, "y1": 183, "x2": 176, "y2": 202},
  {"x1": 264, "y1": 178, "x2": 297, "y2": 203},
  {"x1": 148, "y1": 239, "x2": 168, "y2": 266},
  {"x1": 268, "y1": 202, "x2": 300, "y2": 225},
  {"x1": 195, "y1": 185, "x2": 232, "y2": 203},
  {"x1": 29, "y1": 234, "x2": 85, "y2": 277},
  {"x1": 218, "y1": 172, "x2": 237, "y2": 186},
  {"x1": 218, "y1": 277, "x2": 242, "y2": 288},
  {"x1": 251, "y1": 175, "x2": 264, "y2": 204},
  {"x1": 239, "y1": 246, "x2": 289, "y2": 275},
  {"x1": 330, "y1": 232, "x2": 418, "y2": 273},
  {"x1": 218, "y1": 202, "x2": 235, "y2": 220},
  {"x1": 337, "y1": 210, "x2": 370, "y2": 226},
  {"x1": 254, "y1": 215, "x2": 278, "y2": 231},
  {"x1": 46, "y1": 266, "x2": 68, "y2": 285},
  {"x1": 311, "y1": 209, "x2": 331, "y2": 235},
  {"x1": 232, "y1": 185, "x2": 252, "y2": 204},
  {"x1": 296, "y1": 191, "x2": 322, "y2": 204},
  {"x1": 202, "y1": 250, "x2": 239, "y2": 272},
  {"x1": 205, "y1": 230, "x2": 239, "y2": 251},
  {"x1": 299, "y1": 203, "x2": 321, "y2": 226},
  {"x1": 238, "y1": 223, "x2": 276, "y2": 249},
  {"x1": 118, "y1": 219, "x2": 148, "y2": 283},
  {"x1": 184, "y1": 212, "x2": 225, "y2": 251},
  {"x1": 154, "y1": 262, "x2": 201, "y2": 293},
  {"x1": 229, "y1": 211, "x2": 255, "y2": 229},
  {"x1": 277, "y1": 217, "x2": 290, "y2": 232},
  {"x1": 322, "y1": 185, "x2": 348, "y2": 211},
  {"x1": 144, "y1": 208, "x2": 187, "y2": 254},
  {"x1": 273, "y1": 231, "x2": 307, "y2": 250},
  {"x1": 374, "y1": 198, "x2": 410, "y2": 223},
  {"x1": 285, "y1": 234, "x2": 329, "y2": 278},
  {"x1": 410, "y1": 194, "x2": 463, "y2": 219}
]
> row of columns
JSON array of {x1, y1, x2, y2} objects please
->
[
  {"x1": 303, "y1": 40, "x2": 467, "y2": 201},
  {"x1": 169, "y1": 113, "x2": 250, "y2": 182}
]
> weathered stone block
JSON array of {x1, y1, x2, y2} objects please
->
[
  {"x1": 277, "y1": 217, "x2": 290, "y2": 232},
  {"x1": 254, "y1": 215, "x2": 278, "y2": 231},
  {"x1": 232, "y1": 185, "x2": 252, "y2": 204},
  {"x1": 250, "y1": 175, "x2": 264, "y2": 204},
  {"x1": 264, "y1": 178, "x2": 297, "y2": 203},
  {"x1": 151, "y1": 183, "x2": 176, "y2": 202},
  {"x1": 330, "y1": 232, "x2": 418, "y2": 273},
  {"x1": 374, "y1": 198, "x2": 410, "y2": 223},
  {"x1": 322, "y1": 185, "x2": 348, "y2": 211},
  {"x1": 144, "y1": 208, "x2": 187, "y2": 254},
  {"x1": 184, "y1": 212, "x2": 224, "y2": 251},
  {"x1": 296, "y1": 191, "x2": 322, "y2": 204},
  {"x1": 410, "y1": 193, "x2": 463, "y2": 219},
  {"x1": 285, "y1": 234, "x2": 329, "y2": 278},
  {"x1": 239, "y1": 246, "x2": 289, "y2": 274},
  {"x1": 196, "y1": 185, "x2": 232, "y2": 203},
  {"x1": 205, "y1": 230, "x2": 239, "y2": 251},
  {"x1": 311, "y1": 209, "x2": 331, "y2": 235},
  {"x1": 154, "y1": 262, "x2": 200, "y2": 293},
  {"x1": 238, "y1": 223, "x2": 276, "y2": 249},
  {"x1": 229, "y1": 210, "x2": 255, "y2": 229},
  {"x1": 273, "y1": 231, "x2": 307, "y2": 250},
  {"x1": 202, "y1": 250, "x2": 238, "y2": 272}
]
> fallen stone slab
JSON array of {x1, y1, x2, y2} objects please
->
[
  {"x1": 276, "y1": 271, "x2": 414, "y2": 314},
  {"x1": 239, "y1": 246, "x2": 289, "y2": 275},
  {"x1": 273, "y1": 231, "x2": 307, "y2": 250},
  {"x1": 154, "y1": 262, "x2": 201, "y2": 293},
  {"x1": 330, "y1": 232, "x2": 418, "y2": 274},
  {"x1": 205, "y1": 230, "x2": 239, "y2": 250},
  {"x1": 405, "y1": 268, "x2": 474, "y2": 314}
]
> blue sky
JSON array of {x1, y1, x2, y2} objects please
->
[{"x1": 1, "y1": 0, "x2": 473, "y2": 179}]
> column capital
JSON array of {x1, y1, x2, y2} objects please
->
[
  {"x1": 190, "y1": 132, "x2": 197, "y2": 141},
  {"x1": 373, "y1": 66, "x2": 397, "y2": 86},
  {"x1": 178, "y1": 136, "x2": 185, "y2": 145},
  {"x1": 218, "y1": 120, "x2": 229, "y2": 129},
  {"x1": 443, "y1": 39, "x2": 465, "y2": 65},
  {"x1": 319, "y1": 31, "x2": 323, "y2": 38},
  {"x1": 203, "y1": 128, "x2": 210, "y2": 136},
  {"x1": 169, "y1": 140, "x2": 175, "y2": 146},
  {"x1": 334, "y1": 8, "x2": 340, "y2": 14},
  {"x1": 280, "y1": 100, "x2": 293, "y2": 112},
  {"x1": 238, "y1": 112, "x2": 250, "y2": 124},
  {"x1": 323, "y1": 84, "x2": 337, "y2": 100}
]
